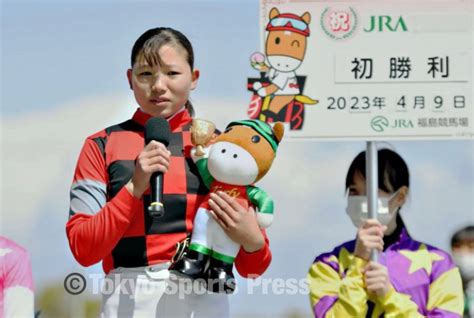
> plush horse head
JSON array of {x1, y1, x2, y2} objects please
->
[
  {"x1": 207, "y1": 120, "x2": 284, "y2": 186},
  {"x1": 265, "y1": 7, "x2": 311, "y2": 72}
]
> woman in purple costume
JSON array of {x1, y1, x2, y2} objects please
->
[{"x1": 308, "y1": 148, "x2": 464, "y2": 317}]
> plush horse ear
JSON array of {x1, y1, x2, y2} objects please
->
[
  {"x1": 269, "y1": 7, "x2": 280, "y2": 20},
  {"x1": 301, "y1": 12, "x2": 311, "y2": 25},
  {"x1": 273, "y1": 122, "x2": 285, "y2": 143}
]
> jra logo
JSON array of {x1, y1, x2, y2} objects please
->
[{"x1": 364, "y1": 16, "x2": 408, "y2": 32}]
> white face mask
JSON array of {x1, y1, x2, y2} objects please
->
[
  {"x1": 453, "y1": 253, "x2": 474, "y2": 281},
  {"x1": 346, "y1": 190, "x2": 400, "y2": 228}
]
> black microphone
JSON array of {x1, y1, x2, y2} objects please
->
[{"x1": 144, "y1": 118, "x2": 170, "y2": 217}]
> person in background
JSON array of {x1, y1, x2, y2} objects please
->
[
  {"x1": 0, "y1": 236, "x2": 35, "y2": 317},
  {"x1": 308, "y1": 148, "x2": 464, "y2": 317},
  {"x1": 451, "y1": 226, "x2": 474, "y2": 318}
]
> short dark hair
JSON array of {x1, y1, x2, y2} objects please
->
[
  {"x1": 130, "y1": 27, "x2": 196, "y2": 116},
  {"x1": 345, "y1": 148, "x2": 410, "y2": 193},
  {"x1": 451, "y1": 225, "x2": 474, "y2": 247}
]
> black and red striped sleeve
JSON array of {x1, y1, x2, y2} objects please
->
[
  {"x1": 66, "y1": 135, "x2": 141, "y2": 267},
  {"x1": 234, "y1": 229, "x2": 272, "y2": 278}
]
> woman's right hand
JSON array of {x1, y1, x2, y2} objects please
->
[
  {"x1": 354, "y1": 219, "x2": 387, "y2": 260},
  {"x1": 126, "y1": 140, "x2": 171, "y2": 198}
]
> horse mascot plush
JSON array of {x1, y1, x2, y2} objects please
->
[{"x1": 170, "y1": 119, "x2": 284, "y2": 293}]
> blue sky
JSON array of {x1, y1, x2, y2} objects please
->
[
  {"x1": 2, "y1": 0, "x2": 258, "y2": 116},
  {"x1": 1, "y1": 1, "x2": 473, "y2": 316}
]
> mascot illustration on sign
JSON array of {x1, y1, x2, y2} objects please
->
[
  {"x1": 170, "y1": 119, "x2": 283, "y2": 293},
  {"x1": 248, "y1": 7, "x2": 318, "y2": 130}
]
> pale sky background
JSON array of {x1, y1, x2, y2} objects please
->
[{"x1": 1, "y1": 0, "x2": 473, "y2": 317}]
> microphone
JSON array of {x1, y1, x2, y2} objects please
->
[{"x1": 144, "y1": 118, "x2": 170, "y2": 217}]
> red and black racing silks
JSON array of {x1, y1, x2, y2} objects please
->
[{"x1": 66, "y1": 108, "x2": 271, "y2": 276}]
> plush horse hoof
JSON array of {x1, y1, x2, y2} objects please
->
[
  {"x1": 206, "y1": 258, "x2": 236, "y2": 294},
  {"x1": 169, "y1": 250, "x2": 208, "y2": 280}
]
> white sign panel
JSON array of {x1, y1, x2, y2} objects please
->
[{"x1": 246, "y1": 0, "x2": 473, "y2": 140}]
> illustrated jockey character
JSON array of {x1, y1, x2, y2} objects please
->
[
  {"x1": 169, "y1": 119, "x2": 284, "y2": 293},
  {"x1": 252, "y1": 8, "x2": 311, "y2": 117}
]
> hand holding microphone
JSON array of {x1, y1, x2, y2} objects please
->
[{"x1": 126, "y1": 118, "x2": 171, "y2": 217}]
